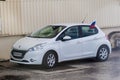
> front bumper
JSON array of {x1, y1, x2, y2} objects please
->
[{"x1": 10, "y1": 49, "x2": 45, "y2": 65}]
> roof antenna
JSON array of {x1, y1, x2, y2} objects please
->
[{"x1": 82, "y1": 16, "x2": 87, "y2": 23}]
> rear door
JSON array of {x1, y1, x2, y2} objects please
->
[{"x1": 79, "y1": 25, "x2": 99, "y2": 56}]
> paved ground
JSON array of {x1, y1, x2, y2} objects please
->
[{"x1": 0, "y1": 48, "x2": 120, "y2": 80}]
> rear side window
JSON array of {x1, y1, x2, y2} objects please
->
[{"x1": 81, "y1": 26, "x2": 98, "y2": 37}]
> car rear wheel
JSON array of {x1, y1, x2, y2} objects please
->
[
  {"x1": 42, "y1": 51, "x2": 57, "y2": 68},
  {"x1": 96, "y1": 46, "x2": 109, "y2": 61}
]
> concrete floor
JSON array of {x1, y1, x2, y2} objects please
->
[{"x1": 0, "y1": 48, "x2": 120, "y2": 80}]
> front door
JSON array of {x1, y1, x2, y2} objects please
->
[{"x1": 57, "y1": 26, "x2": 83, "y2": 61}]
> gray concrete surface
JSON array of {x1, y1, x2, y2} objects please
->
[
  {"x1": 0, "y1": 36, "x2": 23, "y2": 59},
  {"x1": 0, "y1": 48, "x2": 120, "y2": 80}
]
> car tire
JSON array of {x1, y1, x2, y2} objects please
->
[
  {"x1": 42, "y1": 51, "x2": 58, "y2": 68},
  {"x1": 96, "y1": 45, "x2": 109, "y2": 62}
]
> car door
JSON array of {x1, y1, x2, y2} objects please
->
[
  {"x1": 79, "y1": 25, "x2": 99, "y2": 56},
  {"x1": 57, "y1": 26, "x2": 83, "y2": 61}
]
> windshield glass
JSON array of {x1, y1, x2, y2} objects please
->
[{"x1": 29, "y1": 25, "x2": 66, "y2": 38}]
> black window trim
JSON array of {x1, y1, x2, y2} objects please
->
[
  {"x1": 56, "y1": 26, "x2": 80, "y2": 41},
  {"x1": 56, "y1": 25, "x2": 98, "y2": 41}
]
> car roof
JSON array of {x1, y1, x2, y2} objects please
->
[{"x1": 50, "y1": 23, "x2": 95, "y2": 27}]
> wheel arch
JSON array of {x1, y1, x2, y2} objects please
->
[
  {"x1": 42, "y1": 50, "x2": 59, "y2": 63},
  {"x1": 96, "y1": 44, "x2": 110, "y2": 61},
  {"x1": 97, "y1": 44, "x2": 110, "y2": 55}
]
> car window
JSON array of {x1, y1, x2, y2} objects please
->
[
  {"x1": 81, "y1": 26, "x2": 98, "y2": 37},
  {"x1": 30, "y1": 25, "x2": 66, "y2": 38},
  {"x1": 65, "y1": 27, "x2": 79, "y2": 39},
  {"x1": 57, "y1": 26, "x2": 79, "y2": 40}
]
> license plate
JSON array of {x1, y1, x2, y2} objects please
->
[{"x1": 13, "y1": 52, "x2": 22, "y2": 57}]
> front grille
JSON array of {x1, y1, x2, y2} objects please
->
[{"x1": 11, "y1": 49, "x2": 28, "y2": 59}]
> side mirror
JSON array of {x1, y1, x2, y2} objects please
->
[{"x1": 62, "y1": 36, "x2": 71, "y2": 41}]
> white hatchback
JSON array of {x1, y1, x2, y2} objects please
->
[{"x1": 10, "y1": 23, "x2": 111, "y2": 68}]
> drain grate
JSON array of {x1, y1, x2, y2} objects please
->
[{"x1": 0, "y1": 75, "x2": 28, "y2": 80}]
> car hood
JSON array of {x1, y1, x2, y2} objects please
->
[{"x1": 13, "y1": 37, "x2": 52, "y2": 50}]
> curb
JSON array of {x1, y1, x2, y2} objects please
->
[{"x1": 0, "y1": 59, "x2": 9, "y2": 62}]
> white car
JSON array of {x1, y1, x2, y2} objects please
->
[{"x1": 10, "y1": 23, "x2": 111, "y2": 68}]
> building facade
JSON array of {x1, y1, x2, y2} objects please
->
[{"x1": 0, "y1": 0, "x2": 120, "y2": 36}]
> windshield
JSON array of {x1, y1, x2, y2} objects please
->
[{"x1": 29, "y1": 25, "x2": 66, "y2": 38}]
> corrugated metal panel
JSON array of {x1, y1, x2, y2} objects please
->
[
  {"x1": 0, "y1": 0, "x2": 22, "y2": 35},
  {"x1": 0, "y1": 0, "x2": 120, "y2": 35}
]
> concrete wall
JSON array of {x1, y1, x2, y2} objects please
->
[{"x1": 0, "y1": 36, "x2": 23, "y2": 59}]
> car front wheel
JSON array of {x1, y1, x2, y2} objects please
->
[{"x1": 42, "y1": 51, "x2": 57, "y2": 68}]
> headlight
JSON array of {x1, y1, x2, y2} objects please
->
[{"x1": 29, "y1": 43, "x2": 46, "y2": 52}]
